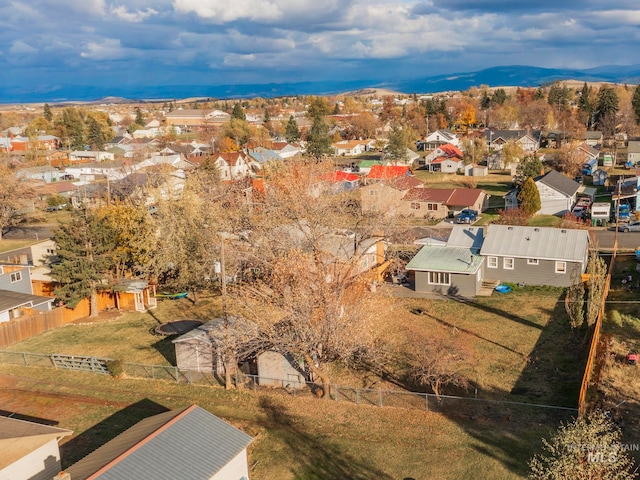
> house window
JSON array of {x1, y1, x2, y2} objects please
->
[
  {"x1": 427, "y1": 203, "x2": 438, "y2": 211},
  {"x1": 428, "y1": 271, "x2": 450, "y2": 285},
  {"x1": 555, "y1": 261, "x2": 567, "y2": 274},
  {"x1": 503, "y1": 258, "x2": 514, "y2": 270},
  {"x1": 527, "y1": 259, "x2": 539, "y2": 265},
  {"x1": 10, "y1": 272, "x2": 21, "y2": 283},
  {"x1": 487, "y1": 256, "x2": 498, "y2": 269},
  {"x1": 411, "y1": 202, "x2": 421, "y2": 210}
]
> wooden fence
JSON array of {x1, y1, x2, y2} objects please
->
[
  {"x1": 577, "y1": 250, "x2": 615, "y2": 417},
  {"x1": 0, "y1": 292, "x2": 115, "y2": 350}
]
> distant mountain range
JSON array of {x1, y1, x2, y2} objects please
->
[{"x1": 3, "y1": 65, "x2": 640, "y2": 104}]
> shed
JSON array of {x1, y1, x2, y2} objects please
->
[
  {"x1": 256, "y1": 351, "x2": 306, "y2": 389},
  {"x1": 114, "y1": 279, "x2": 156, "y2": 312}
]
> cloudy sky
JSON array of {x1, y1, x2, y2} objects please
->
[{"x1": 1, "y1": 0, "x2": 639, "y2": 98}]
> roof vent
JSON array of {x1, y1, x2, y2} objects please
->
[
  {"x1": 508, "y1": 226, "x2": 513, "y2": 230},
  {"x1": 561, "y1": 229, "x2": 567, "y2": 233},
  {"x1": 534, "y1": 228, "x2": 540, "y2": 232}
]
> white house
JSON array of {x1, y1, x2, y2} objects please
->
[{"x1": 0, "y1": 415, "x2": 71, "y2": 480}]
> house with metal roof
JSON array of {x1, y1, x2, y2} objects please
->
[
  {"x1": 405, "y1": 224, "x2": 590, "y2": 295},
  {"x1": 0, "y1": 415, "x2": 71, "y2": 480},
  {"x1": 62, "y1": 404, "x2": 253, "y2": 480},
  {"x1": 505, "y1": 169, "x2": 580, "y2": 215},
  {"x1": 405, "y1": 226, "x2": 485, "y2": 297},
  {"x1": 480, "y1": 225, "x2": 590, "y2": 288}
]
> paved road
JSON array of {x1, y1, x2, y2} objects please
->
[{"x1": 2, "y1": 225, "x2": 55, "y2": 241}]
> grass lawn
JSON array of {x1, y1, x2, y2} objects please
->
[
  {"x1": 0, "y1": 238, "x2": 39, "y2": 253},
  {"x1": 0, "y1": 363, "x2": 556, "y2": 480},
  {"x1": 527, "y1": 215, "x2": 563, "y2": 227},
  {"x1": 0, "y1": 288, "x2": 584, "y2": 479}
]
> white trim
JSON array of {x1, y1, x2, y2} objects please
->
[
  {"x1": 10, "y1": 272, "x2": 22, "y2": 283},
  {"x1": 428, "y1": 271, "x2": 451, "y2": 285},
  {"x1": 555, "y1": 261, "x2": 567, "y2": 274},
  {"x1": 487, "y1": 256, "x2": 498, "y2": 269},
  {"x1": 503, "y1": 257, "x2": 514, "y2": 270}
]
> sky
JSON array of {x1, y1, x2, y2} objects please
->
[{"x1": 1, "y1": 0, "x2": 640, "y2": 100}]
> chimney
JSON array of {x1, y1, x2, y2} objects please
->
[{"x1": 54, "y1": 472, "x2": 71, "y2": 480}]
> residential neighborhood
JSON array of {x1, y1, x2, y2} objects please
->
[{"x1": 1, "y1": 80, "x2": 640, "y2": 480}]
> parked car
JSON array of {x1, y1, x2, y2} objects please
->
[
  {"x1": 614, "y1": 221, "x2": 640, "y2": 233},
  {"x1": 456, "y1": 209, "x2": 479, "y2": 224}
]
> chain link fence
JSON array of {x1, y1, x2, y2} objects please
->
[{"x1": 0, "y1": 350, "x2": 577, "y2": 423}]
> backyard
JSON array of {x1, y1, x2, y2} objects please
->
[{"x1": 0, "y1": 285, "x2": 590, "y2": 478}]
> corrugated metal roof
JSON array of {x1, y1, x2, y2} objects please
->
[
  {"x1": 0, "y1": 289, "x2": 54, "y2": 313},
  {"x1": 480, "y1": 225, "x2": 589, "y2": 261},
  {"x1": 446, "y1": 226, "x2": 484, "y2": 251},
  {"x1": 406, "y1": 246, "x2": 483, "y2": 274},
  {"x1": 67, "y1": 405, "x2": 252, "y2": 480}
]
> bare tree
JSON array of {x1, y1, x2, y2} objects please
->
[
  {"x1": 229, "y1": 161, "x2": 395, "y2": 398},
  {"x1": 405, "y1": 328, "x2": 473, "y2": 398}
]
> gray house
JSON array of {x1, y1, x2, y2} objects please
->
[
  {"x1": 406, "y1": 226, "x2": 485, "y2": 297},
  {"x1": 534, "y1": 170, "x2": 581, "y2": 215},
  {"x1": 480, "y1": 225, "x2": 590, "y2": 287}
]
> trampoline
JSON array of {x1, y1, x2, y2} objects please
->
[{"x1": 154, "y1": 319, "x2": 203, "y2": 336}]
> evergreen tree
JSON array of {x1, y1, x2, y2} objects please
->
[
  {"x1": 135, "y1": 107, "x2": 145, "y2": 126},
  {"x1": 491, "y1": 88, "x2": 507, "y2": 105},
  {"x1": 263, "y1": 107, "x2": 271, "y2": 125},
  {"x1": 306, "y1": 98, "x2": 333, "y2": 157},
  {"x1": 86, "y1": 116, "x2": 106, "y2": 150},
  {"x1": 594, "y1": 85, "x2": 619, "y2": 136},
  {"x1": 547, "y1": 82, "x2": 571, "y2": 110},
  {"x1": 480, "y1": 91, "x2": 491, "y2": 110},
  {"x1": 55, "y1": 107, "x2": 85, "y2": 150},
  {"x1": 333, "y1": 103, "x2": 340, "y2": 115},
  {"x1": 386, "y1": 122, "x2": 409, "y2": 163},
  {"x1": 577, "y1": 82, "x2": 593, "y2": 128},
  {"x1": 231, "y1": 103, "x2": 246, "y2": 121},
  {"x1": 285, "y1": 115, "x2": 300, "y2": 142},
  {"x1": 51, "y1": 209, "x2": 116, "y2": 316},
  {"x1": 517, "y1": 177, "x2": 541, "y2": 216},
  {"x1": 631, "y1": 84, "x2": 640, "y2": 125},
  {"x1": 43, "y1": 103, "x2": 53, "y2": 122}
]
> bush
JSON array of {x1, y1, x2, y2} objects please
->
[
  {"x1": 106, "y1": 359, "x2": 124, "y2": 378},
  {"x1": 607, "y1": 310, "x2": 623, "y2": 327}
]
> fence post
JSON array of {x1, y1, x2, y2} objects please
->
[
  {"x1": 175, "y1": 366, "x2": 179, "y2": 383},
  {"x1": 22, "y1": 352, "x2": 27, "y2": 366},
  {"x1": 378, "y1": 389, "x2": 383, "y2": 407},
  {"x1": 426, "y1": 394, "x2": 429, "y2": 412},
  {"x1": 334, "y1": 385, "x2": 339, "y2": 401},
  {"x1": 356, "y1": 388, "x2": 360, "y2": 405}
]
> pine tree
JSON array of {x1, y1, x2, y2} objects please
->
[
  {"x1": 386, "y1": 122, "x2": 409, "y2": 163},
  {"x1": 285, "y1": 116, "x2": 300, "y2": 142},
  {"x1": 631, "y1": 84, "x2": 640, "y2": 125},
  {"x1": 87, "y1": 116, "x2": 106, "y2": 150},
  {"x1": 594, "y1": 85, "x2": 619, "y2": 136},
  {"x1": 231, "y1": 103, "x2": 246, "y2": 121},
  {"x1": 135, "y1": 107, "x2": 145, "y2": 126},
  {"x1": 517, "y1": 177, "x2": 541, "y2": 216},
  {"x1": 43, "y1": 103, "x2": 53, "y2": 122}
]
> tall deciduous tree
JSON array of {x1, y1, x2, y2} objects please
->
[
  {"x1": 529, "y1": 410, "x2": 637, "y2": 480},
  {"x1": 55, "y1": 107, "x2": 85, "y2": 150},
  {"x1": 43, "y1": 104, "x2": 53, "y2": 123},
  {"x1": 0, "y1": 166, "x2": 34, "y2": 239},
  {"x1": 232, "y1": 161, "x2": 392, "y2": 398},
  {"x1": 514, "y1": 154, "x2": 543, "y2": 188}
]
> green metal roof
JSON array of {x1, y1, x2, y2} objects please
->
[{"x1": 406, "y1": 246, "x2": 484, "y2": 274}]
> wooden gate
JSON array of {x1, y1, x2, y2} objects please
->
[{"x1": 51, "y1": 354, "x2": 112, "y2": 374}]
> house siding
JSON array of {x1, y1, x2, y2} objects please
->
[
  {"x1": 535, "y1": 181, "x2": 573, "y2": 215},
  {"x1": 360, "y1": 184, "x2": 406, "y2": 215},
  {"x1": 0, "y1": 438, "x2": 63, "y2": 480},
  {"x1": 414, "y1": 271, "x2": 479, "y2": 297},
  {"x1": 483, "y1": 257, "x2": 583, "y2": 287},
  {"x1": 175, "y1": 339, "x2": 217, "y2": 373},
  {"x1": 211, "y1": 449, "x2": 250, "y2": 480},
  {"x1": 0, "y1": 267, "x2": 32, "y2": 294}
]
